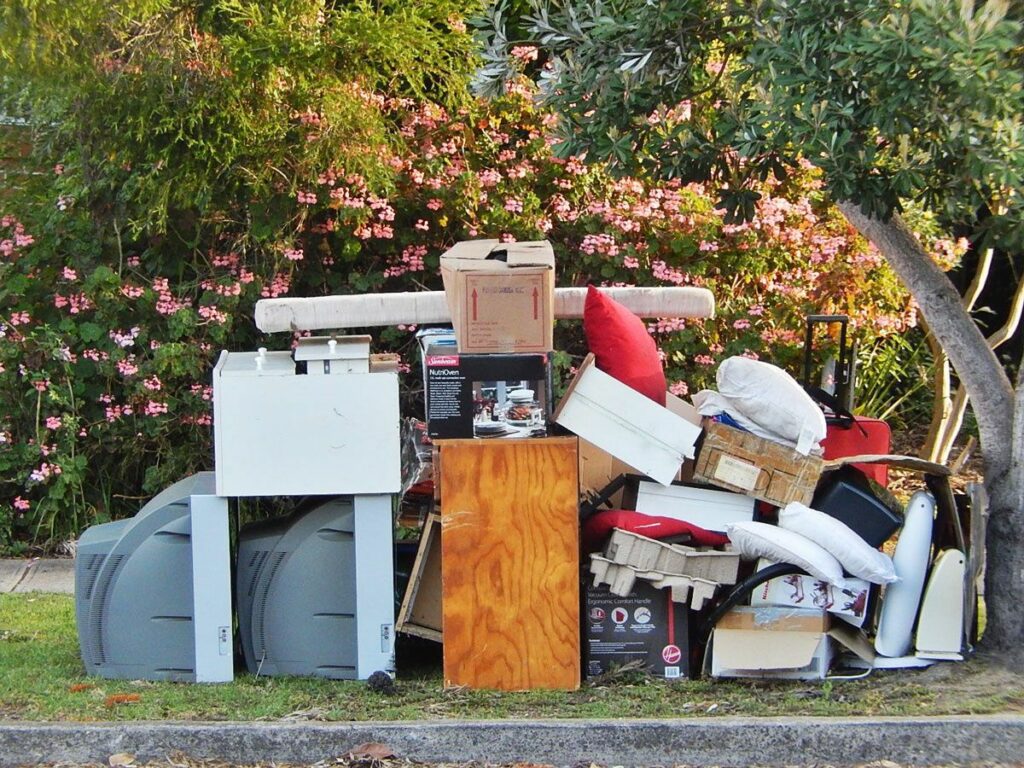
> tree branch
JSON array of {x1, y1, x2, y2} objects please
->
[{"x1": 837, "y1": 201, "x2": 1014, "y2": 478}]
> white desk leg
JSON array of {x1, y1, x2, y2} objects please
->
[
  {"x1": 353, "y1": 494, "x2": 396, "y2": 678},
  {"x1": 190, "y1": 494, "x2": 234, "y2": 682}
]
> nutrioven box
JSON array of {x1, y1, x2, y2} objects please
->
[
  {"x1": 584, "y1": 579, "x2": 690, "y2": 680},
  {"x1": 423, "y1": 346, "x2": 552, "y2": 439}
]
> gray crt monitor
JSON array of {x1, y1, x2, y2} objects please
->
[{"x1": 75, "y1": 472, "x2": 232, "y2": 682}]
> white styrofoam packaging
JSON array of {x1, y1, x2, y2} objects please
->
[
  {"x1": 554, "y1": 353, "x2": 702, "y2": 486},
  {"x1": 749, "y1": 559, "x2": 871, "y2": 627},
  {"x1": 213, "y1": 349, "x2": 401, "y2": 497}
]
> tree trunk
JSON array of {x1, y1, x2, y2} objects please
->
[
  {"x1": 836, "y1": 201, "x2": 1023, "y2": 659},
  {"x1": 984, "y1": 481, "x2": 1024, "y2": 663}
]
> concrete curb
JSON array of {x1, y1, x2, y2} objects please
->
[
  {"x1": 0, "y1": 557, "x2": 75, "y2": 594},
  {"x1": 2, "y1": 716, "x2": 1024, "y2": 767}
]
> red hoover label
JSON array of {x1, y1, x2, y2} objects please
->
[{"x1": 662, "y1": 644, "x2": 682, "y2": 665}]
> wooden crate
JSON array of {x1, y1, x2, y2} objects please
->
[
  {"x1": 396, "y1": 513, "x2": 443, "y2": 643},
  {"x1": 693, "y1": 420, "x2": 823, "y2": 507},
  {"x1": 438, "y1": 437, "x2": 580, "y2": 690}
]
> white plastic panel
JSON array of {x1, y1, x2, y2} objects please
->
[
  {"x1": 213, "y1": 351, "x2": 401, "y2": 496},
  {"x1": 353, "y1": 494, "x2": 396, "y2": 678},
  {"x1": 189, "y1": 493, "x2": 233, "y2": 683}
]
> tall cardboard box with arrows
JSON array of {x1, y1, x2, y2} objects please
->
[{"x1": 439, "y1": 239, "x2": 555, "y2": 353}]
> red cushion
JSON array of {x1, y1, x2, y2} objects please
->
[
  {"x1": 582, "y1": 509, "x2": 730, "y2": 553},
  {"x1": 583, "y1": 285, "x2": 666, "y2": 405}
]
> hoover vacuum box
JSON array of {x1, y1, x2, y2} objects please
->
[
  {"x1": 585, "y1": 578, "x2": 689, "y2": 680},
  {"x1": 424, "y1": 346, "x2": 553, "y2": 439}
]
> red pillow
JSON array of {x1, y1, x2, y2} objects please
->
[
  {"x1": 582, "y1": 509, "x2": 730, "y2": 553},
  {"x1": 583, "y1": 285, "x2": 666, "y2": 405}
]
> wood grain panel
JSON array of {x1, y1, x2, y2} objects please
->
[{"x1": 439, "y1": 437, "x2": 579, "y2": 690}]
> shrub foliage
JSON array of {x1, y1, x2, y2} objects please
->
[{"x1": 0, "y1": 6, "x2": 949, "y2": 551}]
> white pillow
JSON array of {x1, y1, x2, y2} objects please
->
[
  {"x1": 778, "y1": 502, "x2": 898, "y2": 585},
  {"x1": 726, "y1": 521, "x2": 844, "y2": 585},
  {"x1": 716, "y1": 356, "x2": 826, "y2": 455},
  {"x1": 693, "y1": 389, "x2": 804, "y2": 450}
]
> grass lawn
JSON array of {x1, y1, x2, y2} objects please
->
[{"x1": 1, "y1": 593, "x2": 1022, "y2": 722}]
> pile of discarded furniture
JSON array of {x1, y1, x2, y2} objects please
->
[{"x1": 74, "y1": 237, "x2": 984, "y2": 689}]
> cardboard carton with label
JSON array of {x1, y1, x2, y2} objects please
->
[{"x1": 439, "y1": 239, "x2": 555, "y2": 354}]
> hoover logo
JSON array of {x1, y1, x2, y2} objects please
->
[{"x1": 427, "y1": 355, "x2": 459, "y2": 366}]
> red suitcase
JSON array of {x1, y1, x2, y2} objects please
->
[
  {"x1": 821, "y1": 417, "x2": 891, "y2": 486},
  {"x1": 803, "y1": 315, "x2": 891, "y2": 487}
]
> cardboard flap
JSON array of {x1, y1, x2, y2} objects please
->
[
  {"x1": 714, "y1": 629, "x2": 824, "y2": 670},
  {"x1": 440, "y1": 239, "x2": 554, "y2": 270},
  {"x1": 823, "y1": 454, "x2": 951, "y2": 476},
  {"x1": 828, "y1": 623, "x2": 875, "y2": 664},
  {"x1": 666, "y1": 392, "x2": 702, "y2": 427}
]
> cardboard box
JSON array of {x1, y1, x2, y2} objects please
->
[
  {"x1": 710, "y1": 606, "x2": 875, "y2": 679},
  {"x1": 439, "y1": 239, "x2": 555, "y2": 353},
  {"x1": 749, "y1": 560, "x2": 870, "y2": 627},
  {"x1": 579, "y1": 438, "x2": 637, "y2": 502},
  {"x1": 424, "y1": 347, "x2": 552, "y2": 439},
  {"x1": 554, "y1": 354, "x2": 702, "y2": 486},
  {"x1": 624, "y1": 478, "x2": 756, "y2": 534},
  {"x1": 711, "y1": 607, "x2": 832, "y2": 680},
  {"x1": 693, "y1": 420, "x2": 823, "y2": 507},
  {"x1": 585, "y1": 578, "x2": 689, "y2": 680}
]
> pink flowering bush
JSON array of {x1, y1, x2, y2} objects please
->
[{"x1": 0, "y1": 71, "x2": 956, "y2": 551}]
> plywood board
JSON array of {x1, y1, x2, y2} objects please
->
[{"x1": 439, "y1": 437, "x2": 580, "y2": 690}]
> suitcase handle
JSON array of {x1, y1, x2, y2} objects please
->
[
  {"x1": 802, "y1": 315, "x2": 855, "y2": 411},
  {"x1": 805, "y1": 385, "x2": 869, "y2": 437}
]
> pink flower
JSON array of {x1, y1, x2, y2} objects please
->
[
  {"x1": 109, "y1": 327, "x2": 140, "y2": 348},
  {"x1": 62, "y1": 267, "x2": 78, "y2": 281},
  {"x1": 143, "y1": 375, "x2": 162, "y2": 391},
  {"x1": 45, "y1": 416, "x2": 62, "y2": 430},
  {"x1": 669, "y1": 381, "x2": 689, "y2": 397},
  {"x1": 503, "y1": 198, "x2": 524, "y2": 213},
  {"x1": 510, "y1": 45, "x2": 538, "y2": 63},
  {"x1": 414, "y1": 219, "x2": 430, "y2": 232},
  {"x1": 427, "y1": 198, "x2": 443, "y2": 211},
  {"x1": 13, "y1": 497, "x2": 30, "y2": 511},
  {"x1": 144, "y1": 400, "x2": 169, "y2": 416},
  {"x1": 732, "y1": 318, "x2": 751, "y2": 330},
  {"x1": 117, "y1": 358, "x2": 139, "y2": 377},
  {"x1": 284, "y1": 248, "x2": 304, "y2": 261}
]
